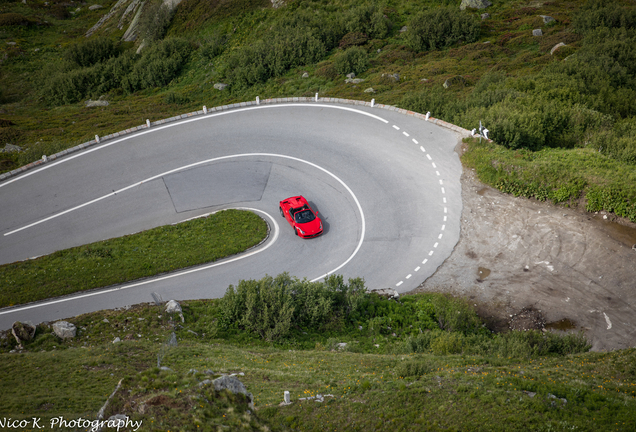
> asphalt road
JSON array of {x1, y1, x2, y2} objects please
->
[{"x1": 0, "y1": 103, "x2": 462, "y2": 328}]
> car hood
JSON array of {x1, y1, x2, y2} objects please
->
[{"x1": 297, "y1": 217, "x2": 321, "y2": 233}]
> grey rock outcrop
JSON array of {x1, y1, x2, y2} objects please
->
[
  {"x1": 533, "y1": 29, "x2": 543, "y2": 37},
  {"x1": 85, "y1": 96, "x2": 109, "y2": 107},
  {"x1": 212, "y1": 376, "x2": 254, "y2": 409},
  {"x1": 302, "y1": 72, "x2": 309, "y2": 78},
  {"x1": 52, "y1": 321, "x2": 77, "y2": 339},
  {"x1": 1, "y1": 144, "x2": 23, "y2": 153},
  {"x1": 540, "y1": 15, "x2": 555, "y2": 24},
  {"x1": 364, "y1": 87, "x2": 375, "y2": 93},
  {"x1": 460, "y1": 0, "x2": 492, "y2": 10},
  {"x1": 481, "y1": 13, "x2": 490, "y2": 20},
  {"x1": 371, "y1": 288, "x2": 400, "y2": 300},
  {"x1": 89, "y1": 4, "x2": 103, "y2": 10},
  {"x1": 550, "y1": 42, "x2": 566, "y2": 55},
  {"x1": 443, "y1": 75, "x2": 467, "y2": 89},
  {"x1": 165, "y1": 300, "x2": 182, "y2": 314},
  {"x1": 345, "y1": 78, "x2": 365, "y2": 84},
  {"x1": 214, "y1": 83, "x2": 228, "y2": 90}
]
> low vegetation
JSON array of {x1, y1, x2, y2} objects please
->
[
  {"x1": 0, "y1": 209, "x2": 267, "y2": 308},
  {"x1": 1, "y1": 274, "x2": 634, "y2": 430}
]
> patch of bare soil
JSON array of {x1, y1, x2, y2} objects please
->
[{"x1": 410, "y1": 143, "x2": 636, "y2": 351}]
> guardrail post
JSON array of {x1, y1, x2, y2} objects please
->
[
  {"x1": 315, "y1": 92, "x2": 319, "y2": 102},
  {"x1": 42, "y1": 155, "x2": 47, "y2": 162},
  {"x1": 146, "y1": 119, "x2": 150, "y2": 128},
  {"x1": 371, "y1": 98, "x2": 375, "y2": 107},
  {"x1": 425, "y1": 112, "x2": 430, "y2": 121},
  {"x1": 256, "y1": 96, "x2": 260, "y2": 105},
  {"x1": 203, "y1": 105, "x2": 207, "y2": 114},
  {"x1": 284, "y1": 391, "x2": 290, "y2": 404},
  {"x1": 95, "y1": 134, "x2": 100, "y2": 143}
]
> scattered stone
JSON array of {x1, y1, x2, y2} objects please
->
[
  {"x1": 271, "y1": 0, "x2": 285, "y2": 9},
  {"x1": 160, "y1": 366, "x2": 172, "y2": 371},
  {"x1": 508, "y1": 307, "x2": 545, "y2": 331},
  {"x1": 540, "y1": 15, "x2": 555, "y2": 24},
  {"x1": 371, "y1": 288, "x2": 400, "y2": 300},
  {"x1": 420, "y1": 78, "x2": 429, "y2": 82},
  {"x1": 399, "y1": 26, "x2": 407, "y2": 33},
  {"x1": 89, "y1": 4, "x2": 103, "y2": 10},
  {"x1": 12, "y1": 321, "x2": 36, "y2": 347},
  {"x1": 85, "y1": 96, "x2": 109, "y2": 107},
  {"x1": 52, "y1": 321, "x2": 77, "y2": 339},
  {"x1": 214, "y1": 83, "x2": 228, "y2": 90},
  {"x1": 301, "y1": 72, "x2": 309, "y2": 78},
  {"x1": 481, "y1": 13, "x2": 490, "y2": 20},
  {"x1": 550, "y1": 43, "x2": 566, "y2": 55},
  {"x1": 533, "y1": 29, "x2": 543, "y2": 37},
  {"x1": 443, "y1": 75, "x2": 467, "y2": 89},
  {"x1": 336, "y1": 342, "x2": 348, "y2": 350},
  {"x1": 460, "y1": 0, "x2": 492, "y2": 11},
  {"x1": 345, "y1": 78, "x2": 365, "y2": 84},
  {"x1": 165, "y1": 299, "x2": 182, "y2": 314},
  {"x1": 364, "y1": 87, "x2": 375, "y2": 93},
  {"x1": 113, "y1": 337, "x2": 121, "y2": 343},
  {"x1": 198, "y1": 379, "x2": 212, "y2": 387},
  {"x1": 1, "y1": 144, "x2": 23, "y2": 153},
  {"x1": 103, "y1": 318, "x2": 109, "y2": 323},
  {"x1": 6, "y1": 42, "x2": 16, "y2": 46},
  {"x1": 346, "y1": 72, "x2": 356, "y2": 79}
]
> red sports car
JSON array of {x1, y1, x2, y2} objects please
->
[{"x1": 279, "y1": 196, "x2": 323, "y2": 238}]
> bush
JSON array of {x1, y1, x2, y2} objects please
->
[
  {"x1": 574, "y1": 0, "x2": 636, "y2": 33},
  {"x1": 404, "y1": 7, "x2": 480, "y2": 52},
  {"x1": 345, "y1": 2, "x2": 391, "y2": 39},
  {"x1": 137, "y1": 0, "x2": 175, "y2": 42},
  {"x1": 200, "y1": 33, "x2": 227, "y2": 60},
  {"x1": 65, "y1": 38, "x2": 118, "y2": 68},
  {"x1": 123, "y1": 38, "x2": 191, "y2": 92},
  {"x1": 339, "y1": 32, "x2": 369, "y2": 49},
  {"x1": 0, "y1": 13, "x2": 38, "y2": 26},
  {"x1": 216, "y1": 273, "x2": 367, "y2": 341},
  {"x1": 333, "y1": 46, "x2": 369, "y2": 76}
]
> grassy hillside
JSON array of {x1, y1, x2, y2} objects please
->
[
  {"x1": 1, "y1": 0, "x2": 635, "y2": 221},
  {"x1": 1, "y1": 276, "x2": 635, "y2": 431}
]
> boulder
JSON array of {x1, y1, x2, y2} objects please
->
[
  {"x1": 460, "y1": 0, "x2": 492, "y2": 11},
  {"x1": 271, "y1": 0, "x2": 284, "y2": 9},
  {"x1": 12, "y1": 321, "x2": 35, "y2": 347},
  {"x1": 301, "y1": 72, "x2": 309, "y2": 78},
  {"x1": 346, "y1": 72, "x2": 356, "y2": 79},
  {"x1": 165, "y1": 300, "x2": 182, "y2": 314},
  {"x1": 213, "y1": 375, "x2": 254, "y2": 409},
  {"x1": 533, "y1": 29, "x2": 543, "y2": 37},
  {"x1": 52, "y1": 321, "x2": 76, "y2": 339},
  {"x1": 550, "y1": 42, "x2": 566, "y2": 55},
  {"x1": 1, "y1": 144, "x2": 23, "y2": 153},
  {"x1": 382, "y1": 73, "x2": 400, "y2": 82},
  {"x1": 85, "y1": 96, "x2": 109, "y2": 107},
  {"x1": 363, "y1": 87, "x2": 375, "y2": 93},
  {"x1": 443, "y1": 75, "x2": 467, "y2": 89},
  {"x1": 89, "y1": 4, "x2": 103, "y2": 10},
  {"x1": 540, "y1": 15, "x2": 555, "y2": 24},
  {"x1": 481, "y1": 13, "x2": 490, "y2": 20},
  {"x1": 213, "y1": 83, "x2": 228, "y2": 90},
  {"x1": 345, "y1": 78, "x2": 365, "y2": 84},
  {"x1": 399, "y1": 26, "x2": 407, "y2": 33}
]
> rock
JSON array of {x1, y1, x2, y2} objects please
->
[
  {"x1": 89, "y1": 4, "x2": 103, "y2": 10},
  {"x1": 345, "y1": 78, "x2": 365, "y2": 84},
  {"x1": 12, "y1": 321, "x2": 36, "y2": 347},
  {"x1": 399, "y1": 26, "x2": 407, "y2": 33},
  {"x1": 632, "y1": 244, "x2": 636, "y2": 251},
  {"x1": 540, "y1": 15, "x2": 555, "y2": 24},
  {"x1": 481, "y1": 13, "x2": 490, "y2": 20},
  {"x1": 1, "y1": 144, "x2": 23, "y2": 153},
  {"x1": 301, "y1": 72, "x2": 309, "y2": 78},
  {"x1": 113, "y1": 337, "x2": 121, "y2": 343},
  {"x1": 271, "y1": 0, "x2": 284, "y2": 9},
  {"x1": 6, "y1": 42, "x2": 16, "y2": 46},
  {"x1": 160, "y1": 366, "x2": 172, "y2": 371},
  {"x1": 346, "y1": 73, "x2": 356, "y2": 79},
  {"x1": 524, "y1": 391, "x2": 536, "y2": 398},
  {"x1": 443, "y1": 75, "x2": 467, "y2": 89},
  {"x1": 85, "y1": 96, "x2": 109, "y2": 107},
  {"x1": 533, "y1": 29, "x2": 543, "y2": 37},
  {"x1": 364, "y1": 87, "x2": 375, "y2": 93},
  {"x1": 550, "y1": 42, "x2": 566, "y2": 55},
  {"x1": 213, "y1": 83, "x2": 228, "y2": 90},
  {"x1": 420, "y1": 78, "x2": 429, "y2": 82},
  {"x1": 213, "y1": 375, "x2": 254, "y2": 408},
  {"x1": 371, "y1": 288, "x2": 399, "y2": 299},
  {"x1": 382, "y1": 72, "x2": 400, "y2": 82},
  {"x1": 52, "y1": 321, "x2": 76, "y2": 339},
  {"x1": 460, "y1": 0, "x2": 492, "y2": 11},
  {"x1": 165, "y1": 300, "x2": 182, "y2": 314},
  {"x1": 336, "y1": 342, "x2": 347, "y2": 350}
]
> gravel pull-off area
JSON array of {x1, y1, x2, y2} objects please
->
[{"x1": 411, "y1": 146, "x2": 636, "y2": 352}]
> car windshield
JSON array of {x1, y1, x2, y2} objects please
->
[{"x1": 294, "y1": 209, "x2": 315, "y2": 224}]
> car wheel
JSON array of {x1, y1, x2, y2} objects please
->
[{"x1": 279, "y1": 207, "x2": 284, "y2": 218}]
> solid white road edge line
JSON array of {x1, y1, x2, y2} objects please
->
[
  {"x1": 0, "y1": 104, "x2": 389, "y2": 189},
  {"x1": 0, "y1": 208, "x2": 279, "y2": 317}
]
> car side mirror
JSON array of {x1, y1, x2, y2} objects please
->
[{"x1": 315, "y1": 211, "x2": 319, "y2": 215}]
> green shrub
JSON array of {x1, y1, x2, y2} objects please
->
[
  {"x1": 431, "y1": 331, "x2": 464, "y2": 355},
  {"x1": 315, "y1": 62, "x2": 337, "y2": 80},
  {"x1": 200, "y1": 33, "x2": 227, "y2": 60},
  {"x1": 404, "y1": 7, "x2": 480, "y2": 52},
  {"x1": 345, "y1": 2, "x2": 391, "y2": 39},
  {"x1": 339, "y1": 31, "x2": 369, "y2": 49},
  {"x1": 0, "y1": 13, "x2": 38, "y2": 26},
  {"x1": 65, "y1": 38, "x2": 118, "y2": 68},
  {"x1": 396, "y1": 360, "x2": 434, "y2": 377},
  {"x1": 574, "y1": 0, "x2": 636, "y2": 33},
  {"x1": 123, "y1": 38, "x2": 192, "y2": 92},
  {"x1": 163, "y1": 92, "x2": 191, "y2": 104},
  {"x1": 333, "y1": 46, "x2": 369, "y2": 76}
]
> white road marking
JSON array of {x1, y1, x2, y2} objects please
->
[
  {"x1": 432, "y1": 162, "x2": 437, "y2": 168},
  {"x1": 444, "y1": 216, "x2": 447, "y2": 221},
  {"x1": 0, "y1": 104, "x2": 389, "y2": 189},
  {"x1": 420, "y1": 146, "x2": 426, "y2": 153},
  {"x1": 412, "y1": 139, "x2": 418, "y2": 144},
  {"x1": 422, "y1": 259, "x2": 428, "y2": 264},
  {"x1": 0, "y1": 208, "x2": 280, "y2": 317},
  {"x1": 396, "y1": 281, "x2": 403, "y2": 287},
  {"x1": 444, "y1": 207, "x2": 447, "y2": 213},
  {"x1": 441, "y1": 187, "x2": 445, "y2": 194},
  {"x1": 415, "y1": 266, "x2": 420, "y2": 271},
  {"x1": 439, "y1": 179, "x2": 444, "y2": 185},
  {"x1": 428, "y1": 251, "x2": 434, "y2": 256},
  {"x1": 426, "y1": 154, "x2": 432, "y2": 160},
  {"x1": 434, "y1": 242, "x2": 439, "y2": 248},
  {"x1": 438, "y1": 234, "x2": 443, "y2": 239},
  {"x1": 443, "y1": 197, "x2": 447, "y2": 203},
  {"x1": 442, "y1": 224, "x2": 445, "y2": 230},
  {"x1": 406, "y1": 274, "x2": 412, "y2": 279},
  {"x1": 604, "y1": 313, "x2": 612, "y2": 330},
  {"x1": 403, "y1": 132, "x2": 410, "y2": 137},
  {"x1": 436, "y1": 171, "x2": 440, "y2": 176},
  {"x1": 393, "y1": 125, "x2": 400, "y2": 130}
]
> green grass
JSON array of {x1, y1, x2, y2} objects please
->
[
  {"x1": 1, "y1": 295, "x2": 634, "y2": 431},
  {"x1": 0, "y1": 209, "x2": 267, "y2": 308}
]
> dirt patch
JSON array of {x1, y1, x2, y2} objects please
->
[
  {"x1": 410, "y1": 146, "x2": 636, "y2": 352},
  {"x1": 508, "y1": 307, "x2": 545, "y2": 331}
]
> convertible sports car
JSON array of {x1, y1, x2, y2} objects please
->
[{"x1": 279, "y1": 195, "x2": 323, "y2": 239}]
